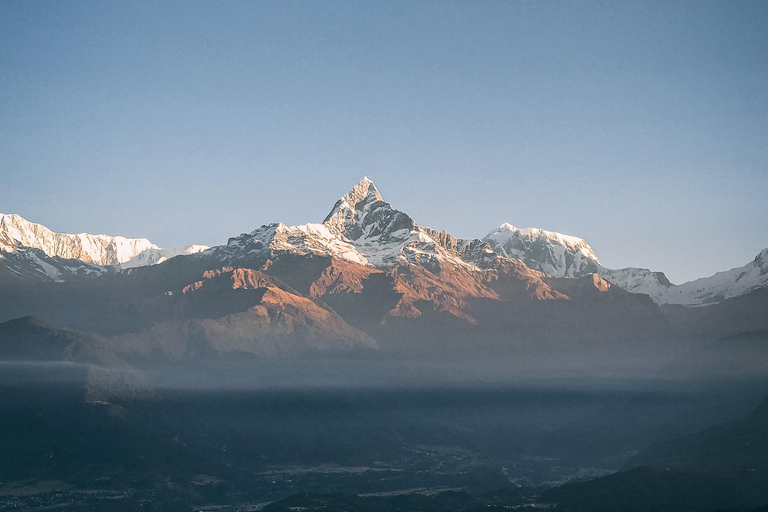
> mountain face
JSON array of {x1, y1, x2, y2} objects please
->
[
  {"x1": 0, "y1": 212, "x2": 207, "y2": 280},
  {"x1": 103, "y1": 266, "x2": 377, "y2": 358},
  {"x1": 218, "y1": 177, "x2": 602, "y2": 278},
  {"x1": 1, "y1": 213, "x2": 158, "y2": 265},
  {"x1": 217, "y1": 178, "x2": 768, "y2": 307},
  {"x1": 597, "y1": 267, "x2": 673, "y2": 302},
  {"x1": 7, "y1": 180, "x2": 766, "y2": 308},
  {"x1": 484, "y1": 223, "x2": 601, "y2": 278},
  {"x1": 599, "y1": 248, "x2": 768, "y2": 306},
  {"x1": 120, "y1": 244, "x2": 210, "y2": 269},
  {"x1": 2, "y1": 178, "x2": 765, "y2": 361},
  {"x1": 221, "y1": 177, "x2": 488, "y2": 272},
  {"x1": 0, "y1": 246, "x2": 110, "y2": 281}
]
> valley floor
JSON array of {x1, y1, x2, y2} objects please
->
[{"x1": 2, "y1": 373, "x2": 767, "y2": 511}]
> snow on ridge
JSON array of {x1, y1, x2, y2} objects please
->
[
  {"x1": 483, "y1": 222, "x2": 601, "y2": 278},
  {"x1": 227, "y1": 178, "x2": 767, "y2": 307},
  {"x1": 658, "y1": 247, "x2": 768, "y2": 305},
  {"x1": 1, "y1": 212, "x2": 206, "y2": 272},
  {"x1": 121, "y1": 244, "x2": 210, "y2": 269},
  {"x1": 1, "y1": 212, "x2": 158, "y2": 265},
  {"x1": 597, "y1": 247, "x2": 768, "y2": 306},
  {"x1": 226, "y1": 178, "x2": 607, "y2": 275},
  {"x1": 6, "y1": 179, "x2": 767, "y2": 305},
  {"x1": 226, "y1": 178, "x2": 476, "y2": 270},
  {"x1": 486, "y1": 223, "x2": 599, "y2": 257}
]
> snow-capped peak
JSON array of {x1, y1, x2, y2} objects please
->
[
  {"x1": 325, "y1": 176, "x2": 382, "y2": 220},
  {"x1": 483, "y1": 223, "x2": 601, "y2": 278},
  {"x1": 1, "y1": 212, "x2": 158, "y2": 265},
  {"x1": 225, "y1": 178, "x2": 479, "y2": 269},
  {"x1": 599, "y1": 247, "x2": 768, "y2": 306},
  {"x1": 321, "y1": 176, "x2": 410, "y2": 240},
  {"x1": 121, "y1": 244, "x2": 210, "y2": 269},
  {"x1": 0, "y1": 212, "x2": 208, "y2": 280},
  {"x1": 224, "y1": 179, "x2": 603, "y2": 275},
  {"x1": 218, "y1": 178, "x2": 768, "y2": 306}
]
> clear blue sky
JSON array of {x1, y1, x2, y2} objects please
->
[{"x1": 1, "y1": 1, "x2": 766, "y2": 283}]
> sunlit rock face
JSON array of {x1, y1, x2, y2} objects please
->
[
  {"x1": 214, "y1": 177, "x2": 768, "y2": 307},
  {"x1": 4, "y1": 178, "x2": 767, "y2": 307},
  {"x1": 219, "y1": 177, "x2": 603, "y2": 277}
]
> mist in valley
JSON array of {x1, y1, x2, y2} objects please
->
[{"x1": 3, "y1": 330, "x2": 768, "y2": 510}]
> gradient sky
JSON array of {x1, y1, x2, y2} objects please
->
[{"x1": 1, "y1": 1, "x2": 766, "y2": 284}]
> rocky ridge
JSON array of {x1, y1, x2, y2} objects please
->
[
  {"x1": 0, "y1": 212, "x2": 207, "y2": 280},
  {"x1": 216, "y1": 177, "x2": 768, "y2": 307},
  {"x1": 3, "y1": 179, "x2": 767, "y2": 307}
]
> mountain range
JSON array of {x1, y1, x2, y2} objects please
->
[
  {"x1": 0, "y1": 212, "x2": 207, "y2": 280},
  {"x1": 1, "y1": 177, "x2": 766, "y2": 368},
  {"x1": 4, "y1": 178, "x2": 765, "y2": 304}
]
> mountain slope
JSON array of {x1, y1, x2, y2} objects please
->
[
  {"x1": 1, "y1": 213, "x2": 157, "y2": 265},
  {"x1": 217, "y1": 177, "x2": 609, "y2": 281},
  {"x1": 0, "y1": 316, "x2": 151, "y2": 401},
  {"x1": 105, "y1": 266, "x2": 377, "y2": 358},
  {"x1": 484, "y1": 223, "x2": 601, "y2": 278},
  {"x1": 631, "y1": 396, "x2": 768, "y2": 473},
  {"x1": 661, "y1": 286, "x2": 768, "y2": 339},
  {"x1": 7, "y1": 180, "x2": 766, "y2": 307},
  {"x1": 218, "y1": 177, "x2": 768, "y2": 307},
  {"x1": 0, "y1": 247, "x2": 109, "y2": 281},
  {"x1": 0, "y1": 212, "x2": 208, "y2": 280},
  {"x1": 662, "y1": 248, "x2": 768, "y2": 304},
  {"x1": 220, "y1": 177, "x2": 486, "y2": 272},
  {"x1": 0, "y1": 253, "x2": 378, "y2": 360},
  {"x1": 599, "y1": 248, "x2": 768, "y2": 306}
]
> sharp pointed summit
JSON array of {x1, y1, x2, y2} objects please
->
[
  {"x1": 183, "y1": 178, "x2": 768, "y2": 307},
  {"x1": 329, "y1": 176, "x2": 383, "y2": 215},
  {"x1": 323, "y1": 177, "x2": 416, "y2": 242},
  {"x1": 223, "y1": 178, "x2": 605, "y2": 273}
]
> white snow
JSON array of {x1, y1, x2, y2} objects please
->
[
  {"x1": 0, "y1": 213, "x2": 158, "y2": 265},
  {"x1": 1, "y1": 212, "x2": 206, "y2": 275},
  {"x1": 224, "y1": 179, "x2": 768, "y2": 307},
  {"x1": 659, "y1": 248, "x2": 768, "y2": 305},
  {"x1": 5, "y1": 179, "x2": 767, "y2": 306},
  {"x1": 226, "y1": 178, "x2": 482, "y2": 272},
  {"x1": 483, "y1": 223, "x2": 601, "y2": 278},
  {"x1": 598, "y1": 249, "x2": 768, "y2": 306},
  {"x1": 121, "y1": 244, "x2": 210, "y2": 269}
]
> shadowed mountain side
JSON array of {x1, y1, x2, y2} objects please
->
[
  {"x1": 0, "y1": 249, "x2": 242, "y2": 328},
  {"x1": 0, "y1": 317, "x2": 152, "y2": 401},
  {"x1": 174, "y1": 252, "x2": 574, "y2": 356},
  {"x1": 541, "y1": 466, "x2": 768, "y2": 512},
  {"x1": 538, "y1": 397, "x2": 768, "y2": 512},
  {"x1": 660, "y1": 330, "x2": 768, "y2": 380},
  {"x1": 257, "y1": 255, "x2": 601, "y2": 357},
  {"x1": 0, "y1": 254, "x2": 376, "y2": 357},
  {"x1": 630, "y1": 397, "x2": 768, "y2": 473},
  {"x1": 106, "y1": 267, "x2": 376, "y2": 358},
  {"x1": 0, "y1": 316, "x2": 127, "y2": 368},
  {"x1": 662, "y1": 287, "x2": 768, "y2": 339},
  {"x1": 0, "y1": 246, "x2": 681, "y2": 366},
  {"x1": 368, "y1": 269, "x2": 676, "y2": 362},
  {"x1": 0, "y1": 247, "x2": 110, "y2": 282}
]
